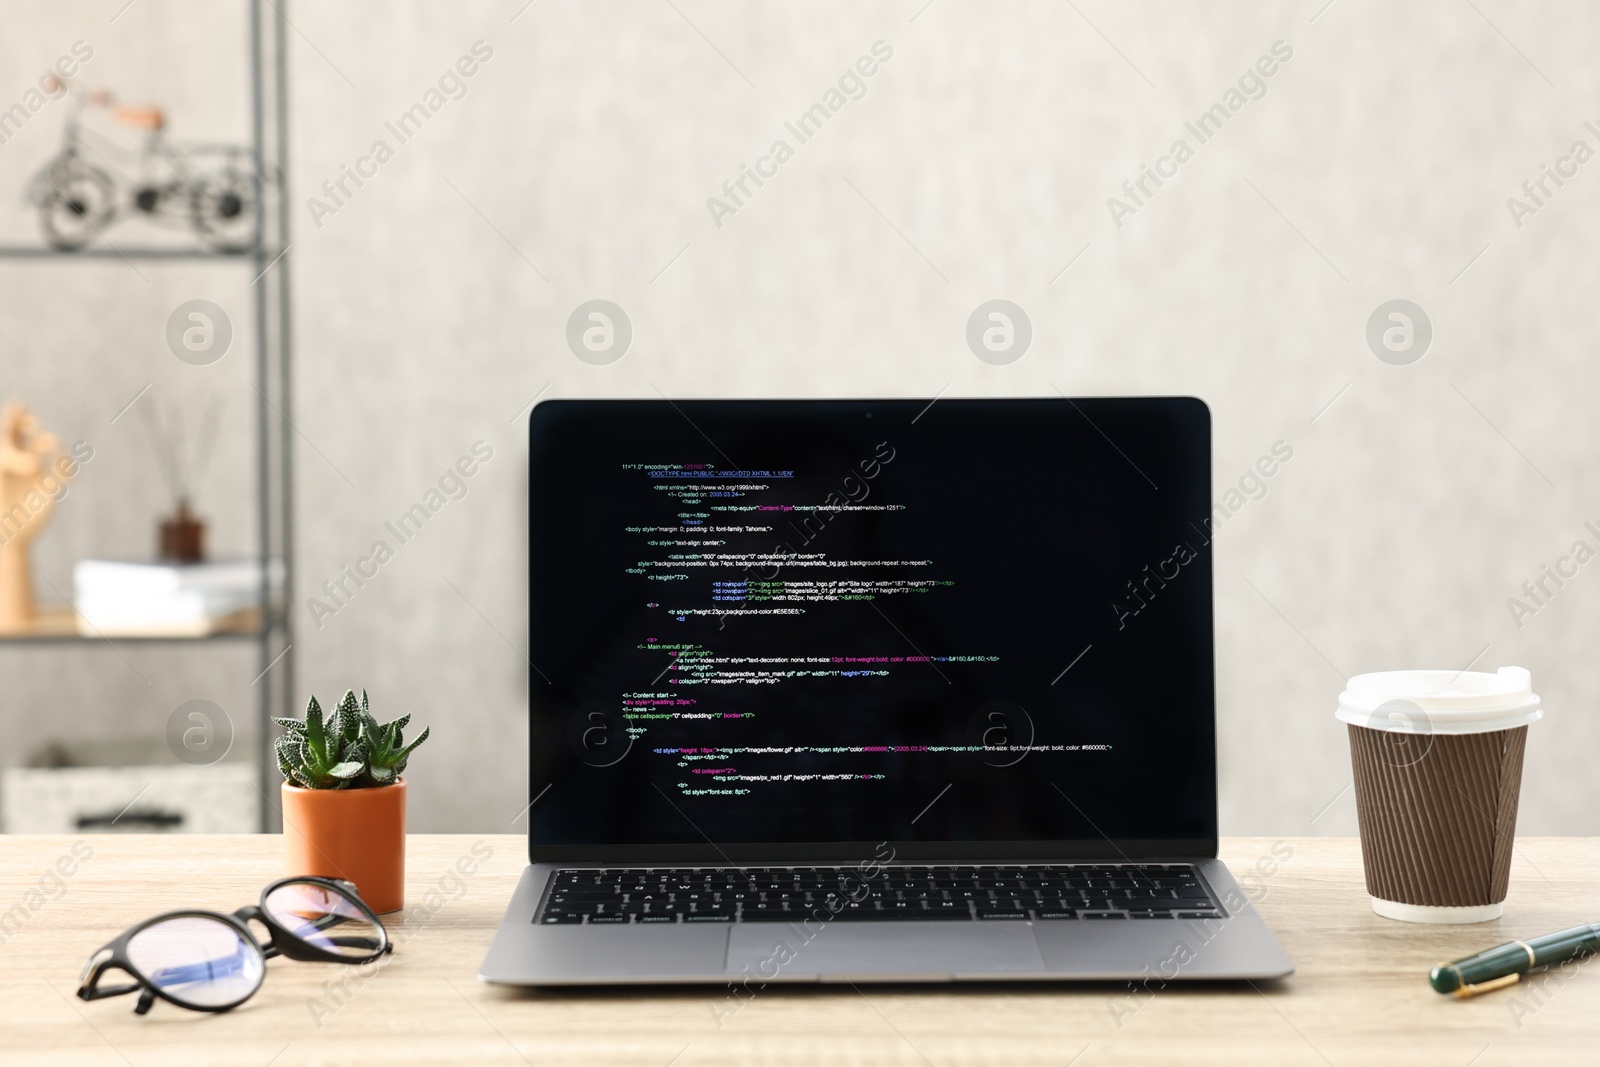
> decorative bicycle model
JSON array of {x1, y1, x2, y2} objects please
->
[{"x1": 25, "y1": 75, "x2": 265, "y2": 252}]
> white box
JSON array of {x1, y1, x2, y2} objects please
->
[{"x1": 1, "y1": 763, "x2": 257, "y2": 834}]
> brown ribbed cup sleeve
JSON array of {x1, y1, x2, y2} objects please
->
[{"x1": 1347, "y1": 724, "x2": 1527, "y2": 907}]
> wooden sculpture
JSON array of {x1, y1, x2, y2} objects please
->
[{"x1": 0, "y1": 403, "x2": 66, "y2": 631}]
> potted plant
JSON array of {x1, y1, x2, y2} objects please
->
[{"x1": 275, "y1": 689, "x2": 429, "y2": 914}]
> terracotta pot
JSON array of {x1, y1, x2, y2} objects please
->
[{"x1": 281, "y1": 779, "x2": 406, "y2": 913}]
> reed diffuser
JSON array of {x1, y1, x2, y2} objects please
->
[{"x1": 140, "y1": 392, "x2": 223, "y2": 563}]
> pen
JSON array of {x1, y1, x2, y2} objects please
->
[{"x1": 1430, "y1": 923, "x2": 1600, "y2": 998}]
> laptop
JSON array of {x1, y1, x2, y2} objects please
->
[{"x1": 480, "y1": 397, "x2": 1293, "y2": 984}]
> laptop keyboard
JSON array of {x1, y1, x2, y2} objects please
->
[{"x1": 536, "y1": 864, "x2": 1221, "y2": 924}]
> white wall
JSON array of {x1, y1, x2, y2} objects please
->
[{"x1": 3, "y1": 1, "x2": 1597, "y2": 837}]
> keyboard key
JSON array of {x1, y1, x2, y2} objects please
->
[{"x1": 867, "y1": 910, "x2": 950, "y2": 921}]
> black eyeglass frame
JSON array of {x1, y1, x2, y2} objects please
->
[{"x1": 76, "y1": 875, "x2": 392, "y2": 1015}]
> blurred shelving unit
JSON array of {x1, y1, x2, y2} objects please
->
[{"x1": 0, "y1": 0, "x2": 293, "y2": 832}]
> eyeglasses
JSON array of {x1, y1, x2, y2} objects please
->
[{"x1": 76, "y1": 876, "x2": 392, "y2": 1014}]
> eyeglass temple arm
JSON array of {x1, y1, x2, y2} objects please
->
[
  {"x1": 145, "y1": 947, "x2": 257, "y2": 986},
  {"x1": 76, "y1": 978, "x2": 144, "y2": 1002},
  {"x1": 76, "y1": 962, "x2": 159, "y2": 1014},
  {"x1": 77, "y1": 952, "x2": 141, "y2": 1002},
  {"x1": 322, "y1": 935, "x2": 391, "y2": 948}
]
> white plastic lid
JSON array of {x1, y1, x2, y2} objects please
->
[{"x1": 1335, "y1": 666, "x2": 1542, "y2": 735}]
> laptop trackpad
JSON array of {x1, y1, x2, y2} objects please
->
[{"x1": 725, "y1": 922, "x2": 1046, "y2": 977}]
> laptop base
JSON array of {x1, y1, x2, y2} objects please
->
[{"x1": 479, "y1": 858, "x2": 1293, "y2": 985}]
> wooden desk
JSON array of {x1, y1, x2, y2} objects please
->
[{"x1": 0, "y1": 835, "x2": 1594, "y2": 1065}]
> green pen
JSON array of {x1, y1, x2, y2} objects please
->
[{"x1": 1430, "y1": 923, "x2": 1600, "y2": 998}]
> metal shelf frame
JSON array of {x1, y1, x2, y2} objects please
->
[
  {"x1": 0, "y1": 248, "x2": 261, "y2": 260},
  {"x1": 0, "y1": 1, "x2": 295, "y2": 832}
]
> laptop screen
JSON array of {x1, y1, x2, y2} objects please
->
[{"x1": 527, "y1": 398, "x2": 1216, "y2": 861}]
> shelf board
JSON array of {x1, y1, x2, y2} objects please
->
[
  {"x1": 0, "y1": 604, "x2": 265, "y2": 644},
  {"x1": 0, "y1": 246, "x2": 273, "y2": 261}
]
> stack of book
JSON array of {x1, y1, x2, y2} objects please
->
[{"x1": 73, "y1": 558, "x2": 281, "y2": 637}]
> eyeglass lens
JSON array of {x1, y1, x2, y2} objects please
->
[
  {"x1": 264, "y1": 880, "x2": 387, "y2": 958},
  {"x1": 125, "y1": 916, "x2": 265, "y2": 1008}
]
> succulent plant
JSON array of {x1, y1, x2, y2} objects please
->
[{"x1": 275, "y1": 689, "x2": 429, "y2": 790}]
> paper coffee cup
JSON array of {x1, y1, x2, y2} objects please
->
[{"x1": 1336, "y1": 666, "x2": 1541, "y2": 924}]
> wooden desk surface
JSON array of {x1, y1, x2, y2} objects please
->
[{"x1": 0, "y1": 835, "x2": 1595, "y2": 1066}]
